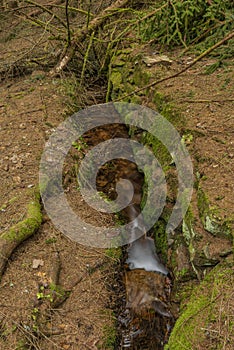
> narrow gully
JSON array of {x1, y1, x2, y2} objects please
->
[{"x1": 66, "y1": 104, "x2": 175, "y2": 349}]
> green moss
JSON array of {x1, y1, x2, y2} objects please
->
[
  {"x1": 130, "y1": 95, "x2": 142, "y2": 104},
  {"x1": 197, "y1": 185, "x2": 232, "y2": 240},
  {"x1": 142, "y1": 131, "x2": 171, "y2": 167},
  {"x1": 174, "y1": 281, "x2": 196, "y2": 307},
  {"x1": 109, "y1": 48, "x2": 150, "y2": 103},
  {"x1": 176, "y1": 267, "x2": 191, "y2": 280},
  {"x1": 166, "y1": 261, "x2": 234, "y2": 350},
  {"x1": 110, "y1": 70, "x2": 122, "y2": 86},
  {"x1": 139, "y1": 92, "x2": 183, "y2": 168},
  {"x1": 154, "y1": 221, "x2": 168, "y2": 260},
  {"x1": 131, "y1": 67, "x2": 150, "y2": 87},
  {"x1": 181, "y1": 206, "x2": 197, "y2": 263},
  {"x1": 105, "y1": 247, "x2": 122, "y2": 260},
  {"x1": 153, "y1": 211, "x2": 171, "y2": 262},
  {"x1": 1, "y1": 190, "x2": 42, "y2": 243},
  {"x1": 153, "y1": 92, "x2": 183, "y2": 127},
  {"x1": 101, "y1": 324, "x2": 117, "y2": 349},
  {"x1": 98, "y1": 310, "x2": 117, "y2": 349}
]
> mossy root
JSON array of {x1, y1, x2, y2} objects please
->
[{"x1": 0, "y1": 190, "x2": 42, "y2": 280}]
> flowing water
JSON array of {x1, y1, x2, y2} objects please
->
[{"x1": 71, "y1": 104, "x2": 175, "y2": 348}]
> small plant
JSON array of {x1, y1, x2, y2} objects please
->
[
  {"x1": 72, "y1": 137, "x2": 88, "y2": 154},
  {"x1": 36, "y1": 284, "x2": 65, "y2": 303},
  {"x1": 102, "y1": 324, "x2": 117, "y2": 349},
  {"x1": 45, "y1": 237, "x2": 57, "y2": 244},
  {"x1": 105, "y1": 247, "x2": 122, "y2": 260},
  {"x1": 36, "y1": 285, "x2": 54, "y2": 303},
  {"x1": 31, "y1": 307, "x2": 39, "y2": 322}
]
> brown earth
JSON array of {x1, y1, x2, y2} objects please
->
[
  {"x1": 0, "y1": 74, "x2": 124, "y2": 349},
  {"x1": 159, "y1": 53, "x2": 233, "y2": 222},
  {"x1": 0, "y1": 13, "x2": 121, "y2": 348}
]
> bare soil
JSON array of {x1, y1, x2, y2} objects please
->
[
  {"x1": 0, "y1": 73, "x2": 124, "y2": 349},
  {"x1": 159, "y1": 53, "x2": 234, "y2": 222}
]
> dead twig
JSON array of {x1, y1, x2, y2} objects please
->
[
  {"x1": 15, "y1": 108, "x2": 43, "y2": 116},
  {"x1": 49, "y1": 0, "x2": 131, "y2": 76},
  {"x1": 65, "y1": 0, "x2": 71, "y2": 46},
  {"x1": 24, "y1": 0, "x2": 67, "y2": 28},
  {"x1": 177, "y1": 98, "x2": 234, "y2": 103}
]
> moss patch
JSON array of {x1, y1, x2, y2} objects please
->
[
  {"x1": 197, "y1": 185, "x2": 232, "y2": 240},
  {"x1": 0, "y1": 189, "x2": 42, "y2": 280},
  {"x1": 165, "y1": 260, "x2": 234, "y2": 350},
  {"x1": 1, "y1": 190, "x2": 42, "y2": 243}
]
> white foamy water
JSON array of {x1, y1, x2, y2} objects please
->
[{"x1": 126, "y1": 237, "x2": 168, "y2": 275}]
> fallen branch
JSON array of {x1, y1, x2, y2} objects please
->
[
  {"x1": 31, "y1": 250, "x2": 70, "y2": 336},
  {"x1": 0, "y1": 190, "x2": 42, "y2": 280},
  {"x1": 50, "y1": 3, "x2": 94, "y2": 17},
  {"x1": 177, "y1": 98, "x2": 234, "y2": 103},
  {"x1": 115, "y1": 30, "x2": 234, "y2": 101},
  {"x1": 49, "y1": 0, "x2": 131, "y2": 76},
  {"x1": 24, "y1": 0, "x2": 67, "y2": 28}
]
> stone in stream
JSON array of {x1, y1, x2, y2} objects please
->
[
  {"x1": 122, "y1": 269, "x2": 174, "y2": 349},
  {"x1": 125, "y1": 269, "x2": 172, "y2": 318}
]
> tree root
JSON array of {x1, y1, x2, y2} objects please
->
[
  {"x1": 0, "y1": 190, "x2": 42, "y2": 281},
  {"x1": 31, "y1": 257, "x2": 109, "y2": 337}
]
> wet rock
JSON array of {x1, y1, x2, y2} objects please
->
[
  {"x1": 125, "y1": 270, "x2": 172, "y2": 317},
  {"x1": 123, "y1": 269, "x2": 174, "y2": 349},
  {"x1": 172, "y1": 244, "x2": 194, "y2": 281}
]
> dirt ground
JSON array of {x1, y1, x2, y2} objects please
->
[
  {"x1": 156, "y1": 52, "x2": 234, "y2": 271},
  {"x1": 159, "y1": 53, "x2": 234, "y2": 222},
  {"x1": 0, "y1": 73, "x2": 124, "y2": 349},
  {"x1": 0, "y1": 15, "x2": 121, "y2": 348},
  {"x1": 0, "y1": 2, "x2": 233, "y2": 350}
]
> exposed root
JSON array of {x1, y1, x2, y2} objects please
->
[{"x1": 0, "y1": 190, "x2": 42, "y2": 281}]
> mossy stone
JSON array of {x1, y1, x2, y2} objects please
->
[{"x1": 165, "y1": 261, "x2": 234, "y2": 350}]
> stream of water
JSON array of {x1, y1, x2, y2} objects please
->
[{"x1": 77, "y1": 108, "x2": 175, "y2": 349}]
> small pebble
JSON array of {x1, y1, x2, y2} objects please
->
[{"x1": 32, "y1": 259, "x2": 44, "y2": 269}]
